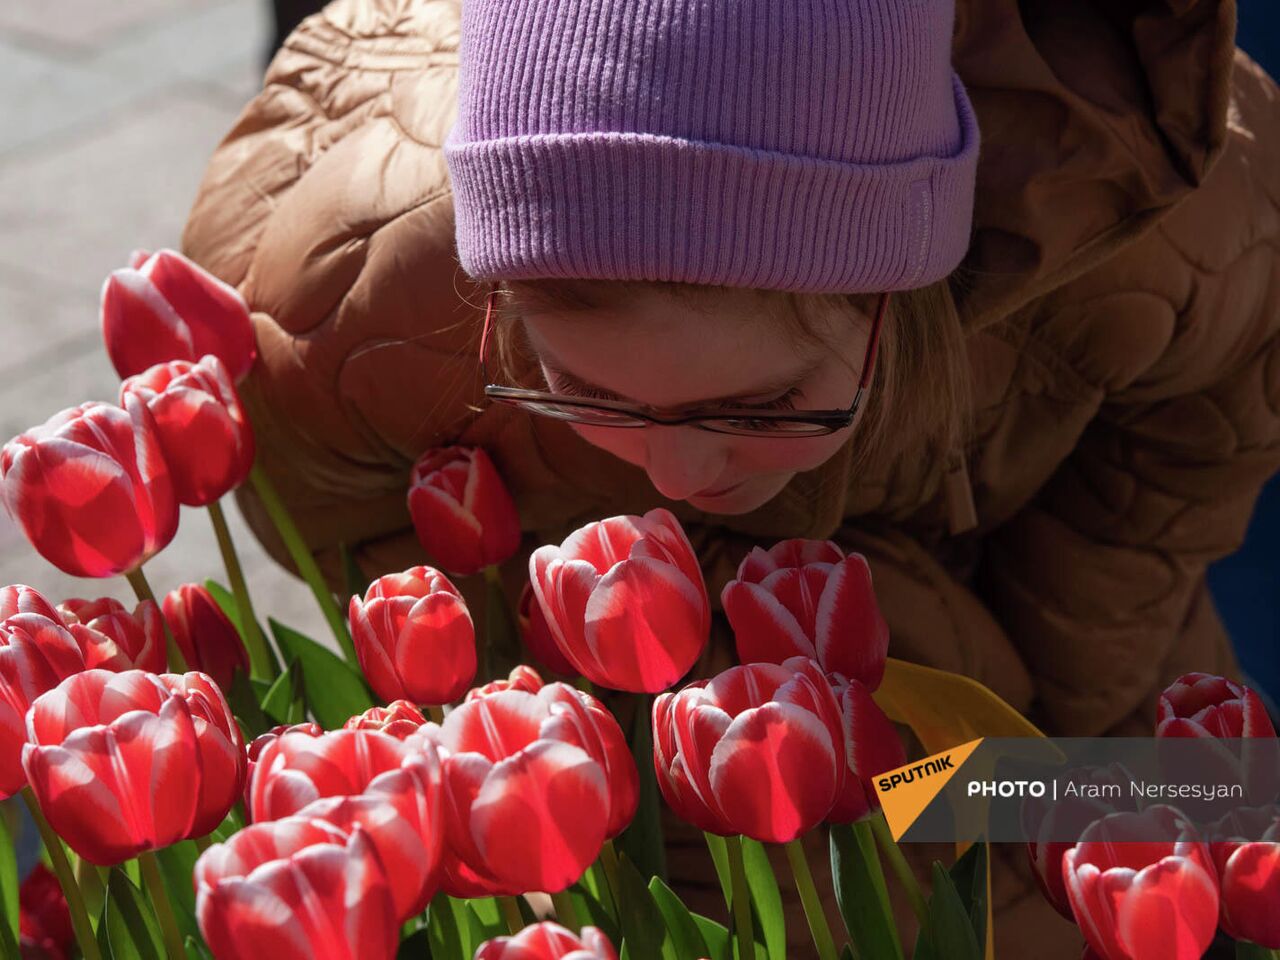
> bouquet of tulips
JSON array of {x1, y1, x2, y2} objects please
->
[{"x1": 0, "y1": 250, "x2": 1276, "y2": 960}]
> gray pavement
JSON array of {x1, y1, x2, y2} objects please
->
[{"x1": 0, "y1": 0, "x2": 327, "y2": 644}]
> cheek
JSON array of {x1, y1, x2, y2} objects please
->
[{"x1": 731, "y1": 432, "x2": 850, "y2": 472}]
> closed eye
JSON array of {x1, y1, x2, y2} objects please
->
[{"x1": 549, "y1": 374, "x2": 802, "y2": 411}]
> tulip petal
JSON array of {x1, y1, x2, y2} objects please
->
[
  {"x1": 708, "y1": 702, "x2": 839, "y2": 843},
  {"x1": 722, "y1": 580, "x2": 815, "y2": 666},
  {"x1": 1114, "y1": 857, "x2": 1219, "y2": 960},
  {"x1": 814, "y1": 555, "x2": 889, "y2": 689}
]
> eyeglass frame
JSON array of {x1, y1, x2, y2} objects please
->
[{"x1": 478, "y1": 286, "x2": 891, "y2": 435}]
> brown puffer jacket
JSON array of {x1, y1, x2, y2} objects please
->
[{"x1": 181, "y1": 0, "x2": 1280, "y2": 955}]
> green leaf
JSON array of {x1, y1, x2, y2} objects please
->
[
  {"x1": 425, "y1": 893, "x2": 463, "y2": 960},
  {"x1": 154, "y1": 841, "x2": 202, "y2": 943},
  {"x1": 829, "y1": 822, "x2": 903, "y2": 960},
  {"x1": 1236, "y1": 942, "x2": 1280, "y2": 959},
  {"x1": 397, "y1": 927, "x2": 432, "y2": 959},
  {"x1": 650, "y1": 877, "x2": 713, "y2": 960},
  {"x1": 339, "y1": 542, "x2": 371, "y2": 604},
  {"x1": 740, "y1": 838, "x2": 785, "y2": 960},
  {"x1": 947, "y1": 842, "x2": 988, "y2": 952},
  {"x1": 618, "y1": 694, "x2": 667, "y2": 882},
  {"x1": 691, "y1": 915, "x2": 732, "y2": 960},
  {"x1": 260, "y1": 657, "x2": 305, "y2": 726},
  {"x1": 225, "y1": 667, "x2": 271, "y2": 739},
  {"x1": 0, "y1": 803, "x2": 20, "y2": 951},
  {"x1": 268, "y1": 618, "x2": 374, "y2": 730},
  {"x1": 466, "y1": 896, "x2": 505, "y2": 940},
  {"x1": 616, "y1": 852, "x2": 672, "y2": 959},
  {"x1": 98, "y1": 867, "x2": 164, "y2": 960},
  {"x1": 185, "y1": 933, "x2": 214, "y2": 960},
  {"x1": 571, "y1": 879, "x2": 621, "y2": 944},
  {"x1": 911, "y1": 863, "x2": 981, "y2": 960}
]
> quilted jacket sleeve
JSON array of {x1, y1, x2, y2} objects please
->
[
  {"x1": 180, "y1": 0, "x2": 482, "y2": 589},
  {"x1": 978, "y1": 53, "x2": 1280, "y2": 737}
]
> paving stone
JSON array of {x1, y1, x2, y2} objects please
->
[
  {"x1": 0, "y1": 0, "x2": 222, "y2": 54},
  {"x1": 0, "y1": 268, "x2": 100, "y2": 379},
  {"x1": 0, "y1": 93, "x2": 247, "y2": 296}
]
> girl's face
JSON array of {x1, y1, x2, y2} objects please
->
[{"x1": 517, "y1": 285, "x2": 875, "y2": 515}]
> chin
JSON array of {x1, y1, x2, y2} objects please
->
[{"x1": 688, "y1": 479, "x2": 782, "y2": 515}]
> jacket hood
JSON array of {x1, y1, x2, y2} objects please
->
[{"x1": 951, "y1": 0, "x2": 1237, "y2": 329}]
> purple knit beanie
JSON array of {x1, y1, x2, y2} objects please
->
[{"x1": 445, "y1": 0, "x2": 980, "y2": 293}]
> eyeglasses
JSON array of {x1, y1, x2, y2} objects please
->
[{"x1": 479, "y1": 288, "x2": 890, "y2": 437}]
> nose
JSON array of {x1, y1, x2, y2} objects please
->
[{"x1": 642, "y1": 425, "x2": 727, "y2": 502}]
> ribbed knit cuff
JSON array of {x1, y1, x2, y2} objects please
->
[{"x1": 446, "y1": 73, "x2": 979, "y2": 293}]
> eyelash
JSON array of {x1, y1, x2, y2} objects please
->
[{"x1": 551, "y1": 377, "x2": 802, "y2": 411}]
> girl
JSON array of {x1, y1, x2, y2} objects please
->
[{"x1": 182, "y1": 0, "x2": 1280, "y2": 954}]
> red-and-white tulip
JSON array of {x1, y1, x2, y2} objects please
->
[
  {"x1": 1208, "y1": 805, "x2": 1280, "y2": 948},
  {"x1": 348, "y1": 567, "x2": 476, "y2": 706},
  {"x1": 18, "y1": 863, "x2": 73, "y2": 960},
  {"x1": 1062, "y1": 805, "x2": 1219, "y2": 960},
  {"x1": 0, "y1": 584, "x2": 60, "y2": 622},
  {"x1": 407, "y1": 445, "x2": 522, "y2": 576},
  {"x1": 247, "y1": 728, "x2": 444, "y2": 920},
  {"x1": 0, "y1": 613, "x2": 86, "y2": 798},
  {"x1": 57, "y1": 596, "x2": 165, "y2": 674},
  {"x1": 1156, "y1": 672, "x2": 1277, "y2": 739},
  {"x1": 517, "y1": 580, "x2": 576, "y2": 676},
  {"x1": 722, "y1": 538, "x2": 889, "y2": 690},
  {"x1": 475, "y1": 922, "x2": 619, "y2": 960},
  {"x1": 22, "y1": 669, "x2": 245, "y2": 863},
  {"x1": 162, "y1": 584, "x2": 249, "y2": 691},
  {"x1": 827, "y1": 675, "x2": 905, "y2": 823},
  {"x1": 0, "y1": 397, "x2": 178, "y2": 578},
  {"x1": 101, "y1": 248, "x2": 256, "y2": 382},
  {"x1": 431, "y1": 683, "x2": 636, "y2": 896},
  {"x1": 119, "y1": 355, "x2": 255, "y2": 506},
  {"x1": 195, "y1": 816, "x2": 397, "y2": 960},
  {"x1": 653, "y1": 657, "x2": 845, "y2": 843},
  {"x1": 465, "y1": 664, "x2": 546, "y2": 702},
  {"x1": 244, "y1": 722, "x2": 322, "y2": 806},
  {"x1": 344, "y1": 700, "x2": 428, "y2": 740},
  {"x1": 530, "y1": 508, "x2": 710, "y2": 693}
]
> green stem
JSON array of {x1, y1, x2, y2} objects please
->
[
  {"x1": 208, "y1": 499, "x2": 278, "y2": 680},
  {"x1": 599, "y1": 838, "x2": 623, "y2": 912},
  {"x1": 21, "y1": 787, "x2": 102, "y2": 960},
  {"x1": 498, "y1": 896, "x2": 525, "y2": 936},
  {"x1": 725, "y1": 836, "x2": 757, "y2": 960},
  {"x1": 869, "y1": 811, "x2": 927, "y2": 924},
  {"x1": 426, "y1": 704, "x2": 446, "y2": 724},
  {"x1": 784, "y1": 839, "x2": 838, "y2": 960},
  {"x1": 550, "y1": 888, "x2": 581, "y2": 931},
  {"x1": 75, "y1": 857, "x2": 106, "y2": 922},
  {"x1": 249, "y1": 464, "x2": 357, "y2": 665},
  {"x1": 138, "y1": 850, "x2": 184, "y2": 960},
  {"x1": 193, "y1": 833, "x2": 213, "y2": 854},
  {"x1": 126, "y1": 566, "x2": 189, "y2": 673}
]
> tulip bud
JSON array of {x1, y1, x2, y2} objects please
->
[
  {"x1": 162, "y1": 584, "x2": 249, "y2": 691},
  {"x1": 530, "y1": 508, "x2": 710, "y2": 693},
  {"x1": 244, "y1": 722, "x2": 323, "y2": 812},
  {"x1": 22, "y1": 669, "x2": 244, "y2": 863},
  {"x1": 1156, "y1": 672, "x2": 1277, "y2": 739},
  {"x1": 0, "y1": 397, "x2": 179, "y2": 578},
  {"x1": 120, "y1": 355, "x2": 255, "y2": 506},
  {"x1": 195, "y1": 817, "x2": 397, "y2": 960},
  {"x1": 465, "y1": 664, "x2": 545, "y2": 701},
  {"x1": 516, "y1": 580, "x2": 577, "y2": 676},
  {"x1": 433, "y1": 684, "x2": 634, "y2": 895},
  {"x1": 654, "y1": 657, "x2": 845, "y2": 843},
  {"x1": 101, "y1": 248, "x2": 256, "y2": 382},
  {"x1": 348, "y1": 567, "x2": 476, "y2": 706},
  {"x1": 18, "y1": 863, "x2": 73, "y2": 960},
  {"x1": 1062, "y1": 805, "x2": 1219, "y2": 960},
  {"x1": 407, "y1": 445, "x2": 521, "y2": 576},
  {"x1": 0, "y1": 613, "x2": 86, "y2": 798},
  {"x1": 57, "y1": 596, "x2": 165, "y2": 674},
  {"x1": 344, "y1": 700, "x2": 428, "y2": 740},
  {"x1": 0, "y1": 584, "x2": 60, "y2": 622},
  {"x1": 1208, "y1": 805, "x2": 1280, "y2": 948},
  {"x1": 722, "y1": 538, "x2": 889, "y2": 690},
  {"x1": 476, "y1": 922, "x2": 618, "y2": 960}
]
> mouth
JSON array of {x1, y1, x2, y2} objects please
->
[{"x1": 693, "y1": 478, "x2": 745, "y2": 499}]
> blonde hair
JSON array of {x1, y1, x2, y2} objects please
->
[{"x1": 477, "y1": 273, "x2": 973, "y2": 471}]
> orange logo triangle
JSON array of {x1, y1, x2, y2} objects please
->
[{"x1": 874, "y1": 738, "x2": 984, "y2": 840}]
